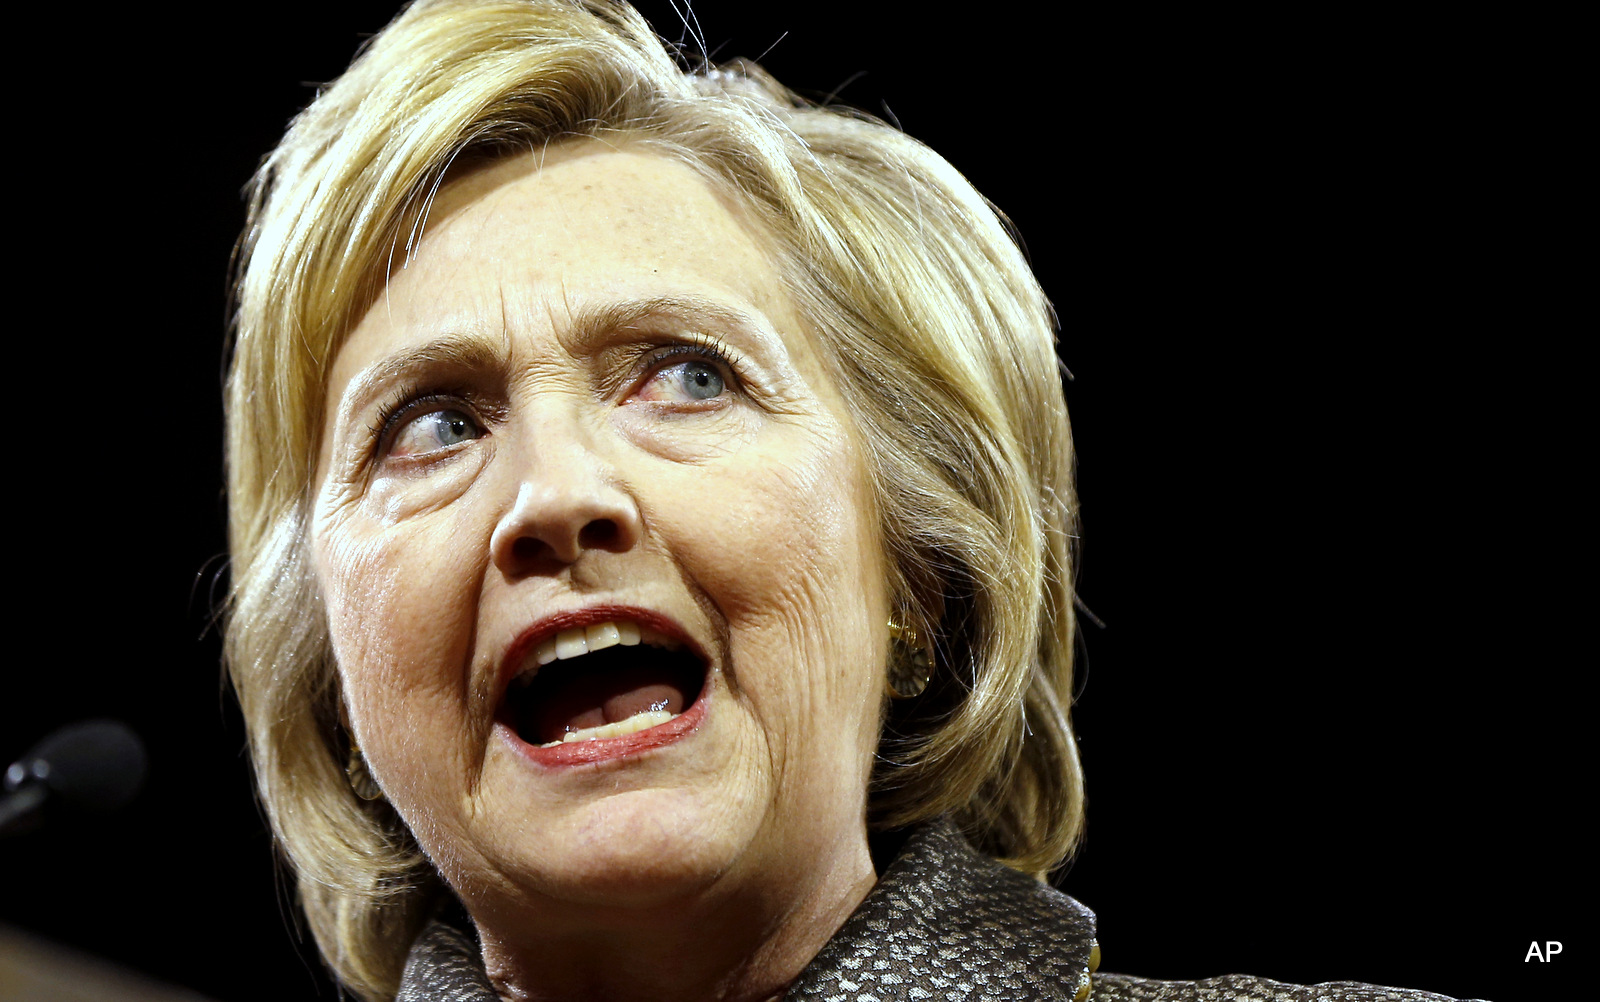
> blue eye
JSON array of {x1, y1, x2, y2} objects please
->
[
  {"x1": 638, "y1": 357, "x2": 730, "y2": 404},
  {"x1": 679, "y1": 361, "x2": 725, "y2": 400},
  {"x1": 389, "y1": 408, "x2": 482, "y2": 458}
]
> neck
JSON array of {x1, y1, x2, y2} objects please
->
[{"x1": 474, "y1": 847, "x2": 877, "y2": 1002}]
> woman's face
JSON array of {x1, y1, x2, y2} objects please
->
[{"x1": 311, "y1": 143, "x2": 888, "y2": 932}]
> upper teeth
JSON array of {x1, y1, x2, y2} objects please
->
[{"x1": 513, "y1": 619, "x2": 680, "y2": 686}]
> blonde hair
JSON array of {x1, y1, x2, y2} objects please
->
[{"x1": 225, "y1": 1, "x2": 1082, "y2": 998}]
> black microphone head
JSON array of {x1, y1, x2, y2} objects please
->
[{"x1": 22, "y1": 719, "x2": 148, "y2": 813}]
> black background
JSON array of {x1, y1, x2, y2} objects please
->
[{"x1": 1, "y1": 3, "x2": 1574, "y2": 1001}]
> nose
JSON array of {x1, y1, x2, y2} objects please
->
[{"x1": 489, "y1": 435, "x2": 642, "y2": 574}]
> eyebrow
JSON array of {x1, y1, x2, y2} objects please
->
[
  {"x1": 563, "y1": 294, "x2": 776, "y2": 350},
  {"x1": 338, "y1": 294, "x2": 778, "y2": 419},
  {"x1": 340, "y1": 332, "x2": 513, "y2": 423}
]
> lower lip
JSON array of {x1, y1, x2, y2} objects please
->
[{"x1": 499, "y1": 686, "x2": 710, "y2": 767}]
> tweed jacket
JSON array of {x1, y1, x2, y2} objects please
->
[{"x1": 396, "y1": 818, "x2": 1472, "y2": 1002}]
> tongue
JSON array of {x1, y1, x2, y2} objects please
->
[{"x1": 535, "y1": 662, "x2": 690, "y2": 745}]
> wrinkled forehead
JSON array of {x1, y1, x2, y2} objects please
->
[
  {"x1": 319, "y1": 139, "x2": 852, "y2": 452},
  {"x1": 391, "y1": 138, "x2": 790, "y2": 319}
]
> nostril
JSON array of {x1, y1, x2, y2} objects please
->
[
  {"x1": 498, "y1": 512, "x2": 633, "y2": 570},
  {"x1": 578, "y1": 519, "x2": 620, "y2": 550},
  {"x1": 511, "y1": 537, "x2": 548, "y2": 563}
]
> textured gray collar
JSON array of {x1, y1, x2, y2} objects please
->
[{"x1": 397, "y1": 817, "x2": 1096, "y2": 1001}]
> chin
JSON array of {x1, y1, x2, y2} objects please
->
[{"x1": 466, "y1": 765, "x2": 769, "y2": 914}]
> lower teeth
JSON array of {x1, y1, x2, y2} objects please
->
[{"x1": 540, "y1": 708, "x2": 677, "y2": 747}]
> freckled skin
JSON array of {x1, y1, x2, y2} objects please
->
[{"x1": 312, "y1": 142, "x2": 889, "y2": 1002}]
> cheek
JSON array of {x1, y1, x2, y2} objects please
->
[
  {"x1": 667, "y1": 429, "x2": 886, "y2": 711},
  {"x1": 314, "y1": 506, "x2": 489, "y2": 759}
]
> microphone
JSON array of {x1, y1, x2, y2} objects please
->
[{"x1": 0, "y1": 719, "x2": 147, "y2": 837}]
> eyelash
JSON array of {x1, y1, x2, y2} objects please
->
[
  {"x1": 637, "y1": 334, "x2": 744, "y2": 392},
  {"x1": 368, "y1": 389, "x2": 478, "y2": 459},
  {"x1": 366, "y1": 335, "x2": 745, "y2": 459}
]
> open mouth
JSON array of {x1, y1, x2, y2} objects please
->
[{"x1": 499, "y1": 619, "x2": 707, "y2": 748}]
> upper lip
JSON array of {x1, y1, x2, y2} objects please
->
[{"x1": 496, "y1": 603, "x2": 709, "y2": 701}]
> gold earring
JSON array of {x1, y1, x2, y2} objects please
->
[
  {"x1": 340, "y1": 701, "x2": 384, "y2": 802},
  {"x1": 887, "y1": 616, "x2": 933, "y2": 699},
  {"x1": 345, "y1": 739, "x2": 385, "y2": 801}
]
